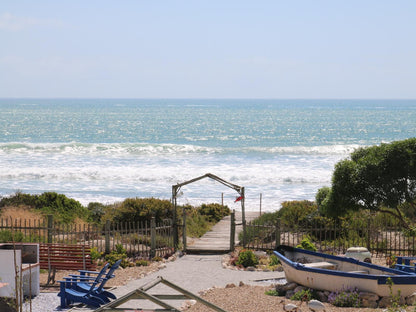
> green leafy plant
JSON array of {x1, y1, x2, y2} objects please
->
[
  {"x1": 198, "y1": 203, "x2": 230, "y2": 223},
  {"x1": 90, "y1": 247, "x2": 102, "y2": 261},
  {"x1": 105, "y1": 244, "x2": 129, "y2": 268},
  {"x1": 296, "y1": 236, "x2": 317, "y2": 251},
  {"x1": 265, "y1": 288, "x2": 280, "y2": 296},
  {"x1": 385, "y1": 277, "x2": 405, "y2": 312},
  {"x1": 152, "y1": 256, "x2": 163, "y2": 262},
  {"x1": 328, "y1": 287, "x2": 360, "y2": 307},
  {"x1": 135, "y1": 259, "x2": 149, "y2": 266},
  {"x1": 291, "y1": 288, "x2": 317, "y2": 301},
  {"x1": 236, "y1": 249, "x2": 258, "y2": 268}
]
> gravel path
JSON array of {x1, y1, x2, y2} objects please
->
[{"x1": 24, "y1": 254, "x2": 284, "y2": 312}]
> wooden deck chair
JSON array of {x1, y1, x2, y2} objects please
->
[
  {"x1": 67, "y1": 259, "x2": 122, "y2": 302},
  {"x1": 58, "y1": 263, "x2": 109, "y2": 308}
]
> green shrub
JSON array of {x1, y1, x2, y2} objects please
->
[
  {"x1": 90, "y1": 247, "x2": 102, "y2": 261},
  {"x1": 236, "y1": 249, "x2": 259, "y2": 268},
  {"x1": 0, "y1": 230, "x2": 24, "y2": 242},
  {"x1": 265, "y1": 289, "x2": 280, "y2": 296},
  {"x1": 152, "y1": 256, "x2": 163, "y2": 262},
  {"x1": 186, "y1": 212, "x2": 212, "y2": 237},
  {"x1": 277, "y1": 200, "x2": 318, "y2": 227},
  {"x1": 296, "y1": 236, "x2": 317, "y2": 251},
  {"x1": 135, "y1": 259, "x2": 149, "y2": 267},
  {"x1": 105, "y1": 244, "x2": 129, "y2": 268},
  {"x1": 198, "y1": 203, "x2": 230, "y2": 223},
  {"x1": 291, "y1": 288, "x2": 318, "y2": 301},
  {"x1": 0, "y1": 191, "x2": 89, "y2": 224},
  {"x1": 269, "y1": 254, "x2": 280, "y2": 266},
  {"x1": 111, "y1": 197, "x2": 173, "y2": 224}
]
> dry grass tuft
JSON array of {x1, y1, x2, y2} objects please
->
[{"x1": 0, "y1": 205, "x2": 43, "y2": 221}]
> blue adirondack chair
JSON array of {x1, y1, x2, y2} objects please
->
[
  {"x1": 68, "y1": 259, "x2": 122, "y2": 302},
  {"x1": 58, "y1": 263, "x2": 110, "y2": 308}
]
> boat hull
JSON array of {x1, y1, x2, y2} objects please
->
[{"x1": 274, "y1": 246, "x2": 416, "y2": 297}]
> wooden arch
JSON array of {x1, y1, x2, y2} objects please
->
[{"x1": 171, "y1": 173, "x2": 245, "y2": 248}]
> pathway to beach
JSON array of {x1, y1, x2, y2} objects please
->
[{"x1": 186, "y1": 210, "x2": 260, "y2": 253}]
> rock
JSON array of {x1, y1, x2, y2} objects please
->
[
  {"x1": 225, "y1": 283, "x2": 236, "y2": 288},
  {"x1": 285, "y1": 290, "x2": 295, "y2": 299},
  {"x1": 359, "y1": 292, "x2": 379, "y2": 302},
  {"x1": 361, "y1": 298, "x2": 379, "y2": 308},
  {"x1": 282, "y1": 282, "x2": 298, "y2": 291},
  {"x1": 246, "y1": 266, "x2": 256, "y2": 271},
  {"x1": 239, "y1": 281, "x2": 245, "y2": 287},
  {"x1": 378, "y1": 295, "x2": 405, "y2": 308},
  {"x1": 317, "y1": 291, "x2": 328, "y2": 303},
  {"x1": 293, "y1": 285, "x2": 306, "y2": 293},
  {"x1": 406, "y1": 293, "x2": 416, "y2": 306},
  {"x1": 359, "y1": 292, "x2": 379, "y2": 308}
]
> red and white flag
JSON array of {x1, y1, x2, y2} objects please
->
[{"x1": 234, "y1": 196, "x2": 243, "y2": 203}]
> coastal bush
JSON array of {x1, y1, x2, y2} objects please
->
[
  {"x1": 87, "y1": 202, "x2": 106, "y2": 224},
  {"x1": 296, "y1": 236, "x2": 317, "y2": 251},
  {"x1": 105, "y1": 244, "x2": 129, "y2": 268},
  {"x1": 111, "y1": 197, "x2": 173, "y2": 224},
  {"x1": 0, "y1": 191, "x2": 89, "y2": 224},
  {"x1": 277, "y1": 200, "x2": 318, "y2": 227},
  {"x1": 186, "y1": 212, "x2": 212, "y2": 237},
  {"x1": 0, "y1": 230, "x2": 24, "y2": 242},
  {"x1": 135, "y1": 259, "x2": 149, "y2": 267},
  {"x1": 236, "y1": 249, "x2": 258, "y2": 268},
  {"x1": 36, "y1": 192, "x2": 88, "y2": 223},
  {"x1": 198, "y1": 203, "x2": 230, "y2": 222}
]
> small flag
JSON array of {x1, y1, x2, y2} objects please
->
[{"x1": 234, "y1": 196, "x2": 243, "y2": 203}]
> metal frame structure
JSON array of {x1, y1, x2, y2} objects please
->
[{"x1": 171, "y1": 173, "x2": 245, "y2": 248}]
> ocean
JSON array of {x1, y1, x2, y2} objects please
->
[{"x1": 0, "y1": 99, "x2": 415, "y2": 212}]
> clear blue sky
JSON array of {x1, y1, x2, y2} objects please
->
[{"x1": 1, "y1": 1, "x2": 415, "y2": 99}]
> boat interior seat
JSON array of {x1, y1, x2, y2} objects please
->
[{"x1": 303, "y1": 261, "x2": 337, "y2": 270}]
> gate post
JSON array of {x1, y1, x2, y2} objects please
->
[
  {"x1": 151, "y1": 217, "x2": 156, "y2": 259},
  {"x1": 105, "y1": 220, "x2": 111, "y2": 254},
  {"x1": 366, "y1": 218, "x2": 371, "y2": 251},
  {"x1": 230, "y1": 210, "x2": 235, "y2": 251},
  {"x1": 182, "y1": 207, "x2": 187, "y2": 252},
  {"x1": 275, "y1": 218, "x2": 281, "y2": 249},
  {"x1": 47, "y1": 215, "x2": 53, "y2": 244}
]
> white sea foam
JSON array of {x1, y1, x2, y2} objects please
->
[{"x1": 0, "y1": 142, "x2": 345, "y2": 211}]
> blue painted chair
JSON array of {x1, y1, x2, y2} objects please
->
[
  {"x1": 68, "y1": 259, "x2": 122, "y2": 302},
  {"x1": 58, "y1": 263, "x2": 110, "y2": 308}
]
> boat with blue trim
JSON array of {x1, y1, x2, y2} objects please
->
[{"x1": 274, "y1": 245, "x2": 416, "y2": 297}]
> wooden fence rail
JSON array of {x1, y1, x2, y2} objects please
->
[{"x1": 0, "y1": 216, "x2": 174, "y2": 259}]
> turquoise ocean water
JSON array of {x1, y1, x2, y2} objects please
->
[{"x1": 0, "y1": 99, "x2": 415, "y2": 212}]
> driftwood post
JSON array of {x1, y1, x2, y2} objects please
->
[
  {"x1": 230, "y1": 210, "x2": 235, "y2": 251},
  {"x1": 275, "y1": 218, "x2": 281, "y2": 249},
  {"x1": 47, "y1": 215, "x2": 53, "y2": 244},
  {"x1": 150, "y1": 217, "x2": 156, "y2": 259},
  {"x1": 105, "y1": 220, "x2": 111, "y2": 254}
]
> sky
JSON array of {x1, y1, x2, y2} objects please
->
[{"x1": 1, "y1": 1, "x2": 415, "y2": 99}]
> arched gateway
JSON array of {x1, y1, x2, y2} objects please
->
[{"x1": 172, "y1": 173, "x2": 246, "y2": 250}]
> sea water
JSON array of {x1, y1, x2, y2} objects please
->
[{"x1": 0, "y1": 99, "x2": 415, "y2": 212}]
